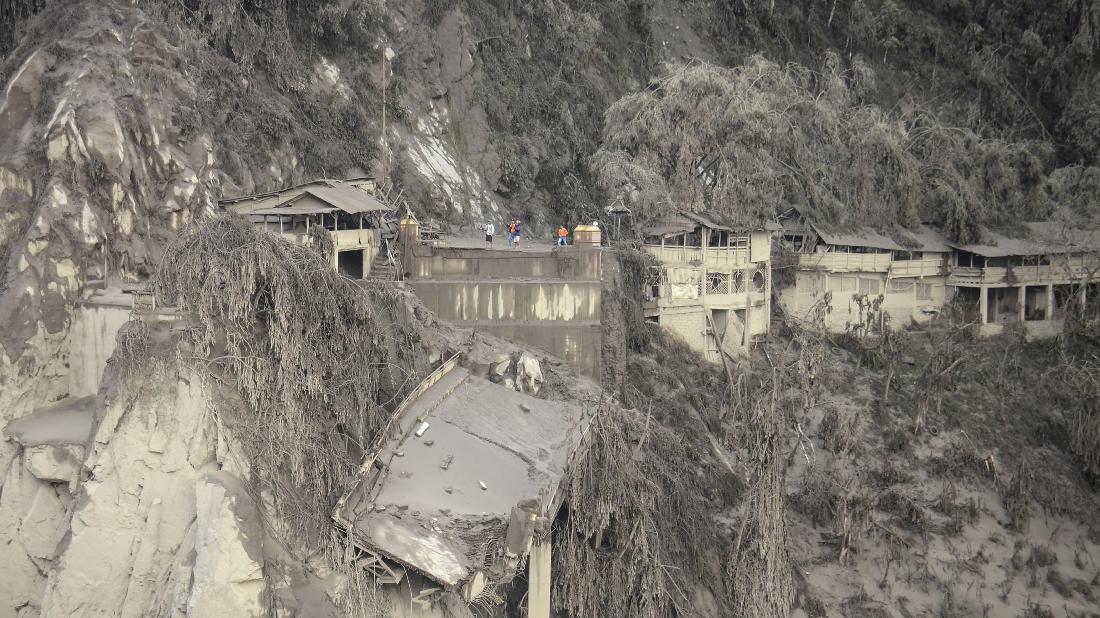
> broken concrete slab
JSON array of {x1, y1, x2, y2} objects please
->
[
  {"x1": 3, "y1": 395, "x2": 95, "y2": 447},
  {"x1": 334, "y1": 362, "x2": 594, "y2": 590}
]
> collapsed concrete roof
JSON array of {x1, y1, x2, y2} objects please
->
[{"x1": 333, "y1": 359, "x2": 594, "y2": 590}]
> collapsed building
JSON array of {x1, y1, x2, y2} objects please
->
[
  {"x1": 220, "y1": 178, "x2": 394, "y2": 279},
  {"x1": 639, "y1": 211, "x2": 773, "y2": 362},
  {"x1": 778, "y1": 213, "x2": 1100, "y2": 337},
  {"x1": 333, "y1": 355, "x2": 595, "y2": 616}
]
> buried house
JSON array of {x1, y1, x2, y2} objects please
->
[
  {"x1": 639, "y1": 211, "x2": 773, "y2": 362},
  {"x1": 333, "y1": 356, "x2": 595, "y2": 616},
  {"x1": 219, "y1": 178, "x2": 394, "y2": 279}
]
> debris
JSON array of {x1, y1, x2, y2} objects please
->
[
  {"x1": 424, "y1": 440, "x2": 434, "y2": 447},
  {"x1": 375, "y1": 505, "x2": 387, "y2": 512},
  {"x1": 440, "y1": 454, "x2": 454, "y2": 470},
  {"x1": 520, "y1": 403, "x2": 532, "y2": 413},
  {"x1": 396, "y1": 451, "x2": 405, "y2": 457},
  {"x1": 444, "y1": 486, "x2": 453, "y2": 494},
  {"x1": 479, "y1": 481, "x2": 488, "y2": 491},
  {"x1": 415, "y1": 421, "x2": 430, "y2": 437}
]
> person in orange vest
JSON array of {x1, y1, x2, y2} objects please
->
[{"x1": 556, "y1": 225, "x2": 569, "y2": 246}]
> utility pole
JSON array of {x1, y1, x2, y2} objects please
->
[{"x1": 381, "y1": 45, "x2": 387, "y2": 171}]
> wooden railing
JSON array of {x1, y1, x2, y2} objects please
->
[
  {"x1": 797, "y1": 252, "x2": 891, "y2": 272},
  {"x1": 948, "y1": 264, "x2": 1097, "y2": 286},
  {"x1": 643, "y1": 245, "x2": 751, "y2": 266},
  {"x1": 888, "y1": 257, "x2": 947, "y2": 277}
]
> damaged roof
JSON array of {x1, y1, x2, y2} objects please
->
[
  {"x1": 950, "y1": 222, "x2": 1100, "y2": 257},
  {"x1": 220, "y1": 178, "x2": 393, "y2": 216},
  {"x1": 811, "y1": 223, "x2": 950, "y2": 253},
  {"x1": 641, "y1": 210, "x2": 765, "y2": 236},
  {"x1": 334, "y1": 362, "x2": 594, "y2": 589}
]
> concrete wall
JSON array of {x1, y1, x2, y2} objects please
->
[
  {"x1": 407, "y1": 281, "x2": 601, "y2": 323},
  {"x1": 405, "y1": 245, "x2": 602, "y2": 380},
  {"x1": 67, "y1": 299, "x2": 132, "y2": 396},
  {"x1": 406, "y1": 245, "x2": 601, "y2": 281}
]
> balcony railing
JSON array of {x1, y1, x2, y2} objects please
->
[
  {"x1": 888, "y1": 257, "x2": 948, "y2": 278},
  {"x1": 797, "y1": 252, "x2": 891, "y2": 272},
  {"x1": 643, "y1": 245, "x2": 751, "y2": 266},
  {"x1": 948, "y1": 264, "x2": 1097, "y2": 286}
]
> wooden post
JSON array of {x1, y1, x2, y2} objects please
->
[{"x1": 979, "y1": 287, "x2": 988, "y2": 324}]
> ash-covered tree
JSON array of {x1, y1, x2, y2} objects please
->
[{"x1": 590, "y1": 55, "x2": 1059, "y2": 242}]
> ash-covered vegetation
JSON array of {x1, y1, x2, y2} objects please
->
[
  {"x1": 593, "y1": 57, "x2": 1073, "y2": 242},
  {"x1": 152, "y1": 217, "x2": 429, "y2": 546}
]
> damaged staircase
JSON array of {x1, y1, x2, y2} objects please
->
[{"x1": 367, "y1": 242, "x2": 399, "y2": 282}]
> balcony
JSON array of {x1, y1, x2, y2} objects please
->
[
  {"x1": 797, "y1": 252, "x2": 891, "y2": 273},
  {"x1": 643, "y1": 245, "x2": 751, "y2": 267},
  {"x1": 948, "y1": 263, "x2": 1096, "y2": 287}
]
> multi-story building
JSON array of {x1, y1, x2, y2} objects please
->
[
  {"x1": 640, "y1": 211, "x2": 772, "y2": 362},
  {"x1": 948, "y1": 222, "x2": 1100, "y2": 338},
  {"x1": 777, "y1": 211, "x2": 951, "y2": 331},
  {"x1": 220, "y1": 178, "x2": 394, "y2": 279},
  {"x1": 779, "y1": 213, "x2": 1100, "y2": 338}
]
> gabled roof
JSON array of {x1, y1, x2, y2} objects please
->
[
  {"x1": 220, "y1": 178, "x2": 393, "y2": 215},
  {"x1": 950, "y1": 222, "x2": 1100, "y2": 257}
]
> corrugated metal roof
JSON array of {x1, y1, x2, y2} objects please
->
[
  {"x1": 302, "y1": 184, "x2": 393, "y2": 213},
  {"x1": 950, "y1": 222, "x2": 1100, "y2": 257},
  {"x1": 248, "y1": 205, "x2": 338, "y2": 216},
  {"x1": 641, "y1": 213, "x2": 696, "y2": 237},
  {"x1": 219, "y1": 179, "x2": 393, "y2": 214},
  {"x1": 810, "y1": 223, "x2": 951, "y2": 253},
  {"x1": 813, "y1": 225, "x2": 906, "y2": 251}
]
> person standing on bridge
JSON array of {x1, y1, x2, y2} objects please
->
[
  {"x1": 557, "y1": 225, "x2": 569, "y2": 246},
  {"x1": 512, "y1": 220, "x2": 523, "y2": 248},
  {"x1": 484, "y1": 221, "x2": 495, "y2": 246},
  {"x1": 507, "y1": 219, "x2": 517, "y2": 246}
]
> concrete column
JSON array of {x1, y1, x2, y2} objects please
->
[
  {"x1": 979, "y1": 287, "x2": 988, "y2": 324},
  {"x1": 1018, "y1": 286, "x2": 1027, "y2": 322},
  {"x1": 528, "y1": 539, "x2": 552, "y2": 618},
  {"x1": 1046, "y1": 284, "x2": 1054, "y2": 320}
]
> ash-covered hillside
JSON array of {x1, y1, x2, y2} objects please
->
[{"x1": 2, "y1": 1, "x2": 1100, "y2": 617}]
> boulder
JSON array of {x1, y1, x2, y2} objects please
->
[
  {"x1": 516, "y1": 353, "x2": 543, "y2": 395},
  {"x1": 23, "y1": 444, "x2": 84, "y2": 486}
]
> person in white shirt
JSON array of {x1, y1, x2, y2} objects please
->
[{"x1": 484, "y1": 222, "x2": 495, "y2": 246}]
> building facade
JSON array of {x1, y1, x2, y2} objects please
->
[
  {"x1": 220, "y1": 178, "x2": 393, "y2": 279},
  {"x1": 779, "y1": 214, "x2": 1100, "y2": 338},
  {"x1": 948, "y1": 223, "x2": 1100, "y2": 338},
  {"x1": 640, "y1": 212, "x2": 772, "y2": 363},
  {"x1": 777, "y1": 214, "x2": 951, "y2": 332}
]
